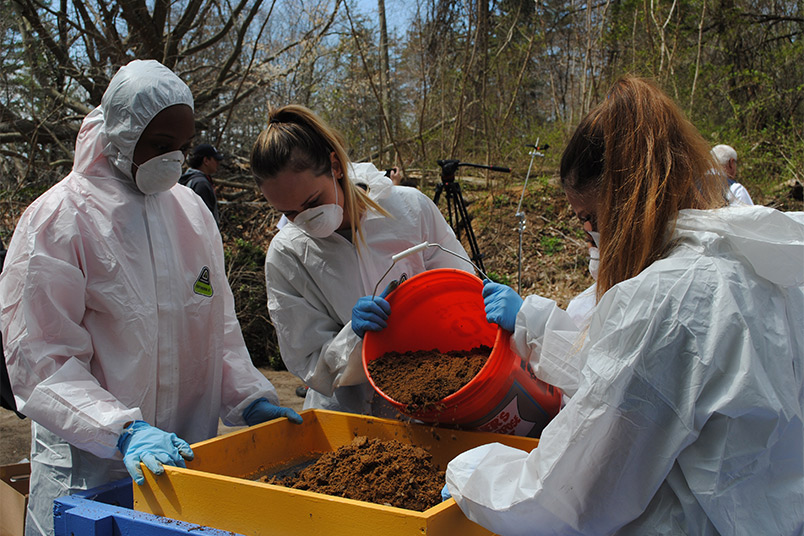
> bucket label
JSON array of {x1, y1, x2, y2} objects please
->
[
  {"x1": 476, "y1": 396, "x2": 534, "y2": 436},
  {"x1": 470, "y1": 380, "x2": 553, "y2": 437}
]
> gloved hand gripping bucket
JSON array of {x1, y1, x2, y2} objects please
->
[{"x1": 363, "y1": 268, "x2": 561, "y2": 437}]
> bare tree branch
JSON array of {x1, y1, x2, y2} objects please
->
[
  {"x1": 179, "y1": 0, "x2": 251, "y2": 59},
  {"x1": 343, "y1": 0, "x2": 409, "y2": 175}
]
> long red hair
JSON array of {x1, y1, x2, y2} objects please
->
[{"x1": 560, "y1": 77, "x2": 727, "y2": 298}]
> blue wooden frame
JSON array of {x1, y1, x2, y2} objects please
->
[{"x1": 53, "y1": 477, "x2": 244, "y2": 535}]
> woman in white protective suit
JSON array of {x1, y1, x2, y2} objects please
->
[
  {"x1": 250, "y1": 105, "x2": 474, "y2": 416},
  {"x1": 444, "y1": 76, "x2": 804, "y2": 535},
  {"x1": 0, "y1": 60, "x2": 301, "y2": 536}
]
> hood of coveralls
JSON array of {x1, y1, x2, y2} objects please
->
[
  {"x1": 674, "y1": 206, "x2": 804, "y2": 288},
  {"x1": 72, "y1": 59, "x2": 194, "y2": 181}
]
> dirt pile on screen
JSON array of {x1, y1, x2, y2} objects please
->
[{"x1": 263, "y1": 436, "x2": 445, "y2": 511}]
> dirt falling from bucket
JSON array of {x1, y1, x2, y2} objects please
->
[
  {"x1": 261, "y1": 436, "x2": 444, "y2": 511},
  {"x1": 368, "y1": 346, "x2": 492, "y2": 412}
]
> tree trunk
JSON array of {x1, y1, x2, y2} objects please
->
[
  {"x1": 378, "y1": 0, "x2": 391, "y2": 167},
  {"x1": 473, "y1": 0, "x2": 488, "y2": 158}
]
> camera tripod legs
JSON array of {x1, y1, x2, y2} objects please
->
[{"x1": 434, "y1": 181, "x2": 485, "y2": 274}]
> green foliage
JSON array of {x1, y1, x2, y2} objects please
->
[
  {"x1": 540, "y1": 235, "x2": 563, "y2": 256},
  {"x1": 701, "y1": 121, "x2": 804, "y2": 202},
  {"x1": 486, "y1": 271, "x2": 513, "y2": 287},
  {"x1": 221, "y1": 225, "x2": 283, "y2": 370},
  {"x1": 226, "y1": 238, "x2": 265, "y2": 271},
  {"x1": 493, "y1": 193, "x2": 511, "y2": 207}
]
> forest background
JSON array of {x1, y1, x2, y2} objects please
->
[{"x1": 1, "y1": 0, "x2": 802, "y2": 368}]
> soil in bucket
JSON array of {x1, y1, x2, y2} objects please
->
[
  {"x1": 260, "y1": 436, "x2": 444, "y2": 511},
  {"x1": 363, "y1": 268, "x2": 562, "y2": 437},
  {"x1": 367, "y1": 345, "x2": 492, "y2": 412}
]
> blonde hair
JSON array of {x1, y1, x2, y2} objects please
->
[
  {"x1": 560, "y1": 76, "x2": 727, "y2": 299},
  {"x1": 250, "y1": 104, "x2": 388, "y2": 247}
]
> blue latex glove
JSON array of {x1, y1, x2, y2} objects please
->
[
  {"x1": 482, "y1": 279, "x2": 523, "y2": 332},
  {"x1": 351, "y1": 285, "x2": 393, "y2": 338},
  {"x1": 117, "y1": 420, "x2": 194, "y2": 485},
  {"x1": 243, "y1": 397, "x2": 303, "y2": 426},
  {"x1": 441, "y1": 483, "x2": 452, "y2": 502}
]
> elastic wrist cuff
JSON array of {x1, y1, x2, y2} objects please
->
[{"x1": 117, "y1": 419, "x2": 148, "y2": 454}]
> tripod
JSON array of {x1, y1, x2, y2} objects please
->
[{"x1": 433, "y1": 159, "x2": 510, "y2": 274}]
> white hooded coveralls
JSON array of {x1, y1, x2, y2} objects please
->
[
  {"x1": 0, "y1": 60, "x2": 279, "y2": 536},
  {"x1": 446, "y1": 206, "x2": 804, "y2": 535},
  {"x1": 265, "y1": 165, "x2": 473, "y2": 415}
]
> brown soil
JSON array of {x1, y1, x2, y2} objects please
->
[
  {"x1": 261, "y1": 436, "x2": 444, "y2": 511},
  {"x1": 367, "y1": 346, "x2": 491, "y2": 411}
]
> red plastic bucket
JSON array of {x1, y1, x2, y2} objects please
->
[{"x1": 363, "y1": 268, "x2": 561, "y2": 437}]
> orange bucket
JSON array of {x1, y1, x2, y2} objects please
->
[{"x1": 362, "y1": 268, "x2": 561, "y2": 437}]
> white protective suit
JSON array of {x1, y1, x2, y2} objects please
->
[
  {"x1": 265, "y1": 164, "x2": 473, "y2": 415},
  {"x1": 565, "y1": 282, "x2": 596, "y2": 329},
  {"x1": 0, "y1": 60, "x2": 279, "y2": 536},
  {"x1": 446, "y1": 205, "x2": 804, "y2": 536}
]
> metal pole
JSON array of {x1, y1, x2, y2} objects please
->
[{"x1": 516, "y1": 139, "x2": 544, "y2": 293}]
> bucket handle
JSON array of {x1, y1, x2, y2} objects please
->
[{"x1": 371, "y1": 241, "x2": 489, "y2": 299}]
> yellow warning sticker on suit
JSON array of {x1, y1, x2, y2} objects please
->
[{"x1": 193, "y1": 266, "x2": 213, "y2": 297}]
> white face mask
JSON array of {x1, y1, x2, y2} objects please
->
[
  {"x1": 133, "y1": 150, "x2": 185, "y2": 195},
  {"x1": 293, "y1": 175, "x2": 344, "y2": 238},
  {"x1": 588, "y1": 246, "x2": 600, "y2": 281},
  {"x1": 588, "y1": 230, "x2": 601, "y2": 248}
]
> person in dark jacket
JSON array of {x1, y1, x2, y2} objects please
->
[
  {"x1": 180, "y1": 143, "x2": 223, "y2": 223},
  {"x1": 1, "y1": 239, "x2": 23, "y2": 418}
]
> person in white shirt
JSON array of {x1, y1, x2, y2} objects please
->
[{"x1": 711, "y1": 143, "x2": 754, "y2": 205}]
